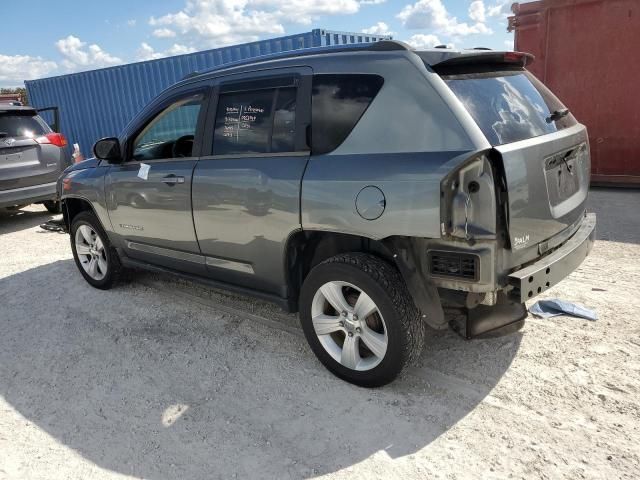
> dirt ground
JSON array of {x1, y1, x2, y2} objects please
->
[{"x1": 0, "y1": 188, "x2": 638, "y2": 480}]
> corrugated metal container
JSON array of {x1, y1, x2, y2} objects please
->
[
  {"x1": 25, "y1": 29, "x2": 391, "y2": 156},
  {"x1": 509, "y1": 0, "x2": 640, "y2": 186}
]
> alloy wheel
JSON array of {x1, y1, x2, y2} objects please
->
[
  {"x1": 311, "y1": 281, "x2": 388, "y2": 371},
  {"x1": 75, "y1": 225, "x2": 108, "y2": 281}
]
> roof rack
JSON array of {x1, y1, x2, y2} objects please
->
[{"x1": 181, "y1": 40, "x2": 412, "y2": 80}]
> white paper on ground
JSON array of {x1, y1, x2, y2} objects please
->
[{"x1": 137, "y1": 163, "x2": 150, "y2": 180}]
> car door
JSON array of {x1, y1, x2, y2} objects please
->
[
  {"x1": 192, "y1": 67, "x2": 312, "y2": 297},
  {"x1": 105, "y1": 86, "x2": 209, "y2": 274}
]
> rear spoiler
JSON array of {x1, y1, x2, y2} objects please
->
[{"x1": 426, "y1": 51, "x2": 535, "y2": 74}]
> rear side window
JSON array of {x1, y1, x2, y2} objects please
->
[
  {"x1": 445, "y1": 70, "x2": 577, "y2": 146},
  {"x1": 311, "y1": 74, "x2": 384, "y2": 155},
  {"x1": 0, "y1": 112, "x2": 49, "y2": 139},
  {"x1": 212, "y1": 87, "x2": 297, "y2": 156}
]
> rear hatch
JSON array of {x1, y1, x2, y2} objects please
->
[
  {"x1": 432, "y1": 52, "x2": 590, "y2": 252},
  {"x1": 0, "y1": 107, "x2": 66, "y2": 191}
]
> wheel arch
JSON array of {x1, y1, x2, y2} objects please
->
[
  {"x1": 62, "y1": 196, "x2": 106, "y2": 233},
  {"x1": 283, "y1": 229, "x2": 443, "y2": 324}
]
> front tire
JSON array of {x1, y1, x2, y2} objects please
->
[
  {"x1": 299, "y1": 253, "x2": 425, "y2": 387},
  {"x1": 70, "y1": 211, "x2": 120, "y2": 289},
  {"x1": 43, "y1": 200, "x2": 62, "y2": 214}
]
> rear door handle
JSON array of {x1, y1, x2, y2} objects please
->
[{"x1": 162, "y1": 175, "x2": 185, "y2": 185}]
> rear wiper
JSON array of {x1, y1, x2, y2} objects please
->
[{"x1": 546, "y1": 108, "x2": 570, "y2": 123}]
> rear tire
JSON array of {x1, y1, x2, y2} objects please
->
[
  {"x1": 43, "y1": 200, "x2": 62, "y2": 214},
  {"x1": 299, "y1": 253, "x2": 425, "y2": 387},
  {"x1": 70, "y1": 211, "x2": 120, "y2": 289}
]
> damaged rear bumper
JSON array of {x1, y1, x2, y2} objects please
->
[{"x1": 507, "y1": 213, "x2": 596, "y2": 303}]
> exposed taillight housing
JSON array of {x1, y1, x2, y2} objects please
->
[
  {"x1": 440, "y1": 152, "x2": 497, "y2": 242},
  {"x1": 35, "y1": 133, "x2": 68, "y2": 148}
]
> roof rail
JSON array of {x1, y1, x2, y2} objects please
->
[{"x1": 182, "y1": 40, "x2": 412, "y2": 80}]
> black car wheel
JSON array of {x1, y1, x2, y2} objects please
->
[
  {"x1": 43, "y1": 200, "x2": 62, "y2": 214},
  {"x1": 70, "y1": 211, "x2": 121, "y2": 289},
  {"x1": 299, "y1": 253, "x2": 425, "y2": 387}
]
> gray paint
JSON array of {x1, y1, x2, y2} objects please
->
[
  {"x1": 59, "y1": 42, "x2": 595, "y2": 310},
  {"x1": 495, "y1": 124, "x2": 590, "y2": 251},
  {"x1": 0, "y1": 106, "x2": 71, "y2": 207},
  {"x1": 192, "y1": 154, "x2": 308, "y2": 295},
  {"x1": 301, "y1": 151, "x2": 471, "y2": 240}
]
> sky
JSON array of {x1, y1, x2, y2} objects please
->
[{"x1": 0, "y1": 0, "x2": 521, "y2": 88}]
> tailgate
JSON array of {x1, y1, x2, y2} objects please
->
[
  {"x1": 439, "y1": 60, "x2": 590, "y2": 250},
  {"x1": 0, "y1": 110, "x2": 64, "y2": 191},
  {"x1": 495, "y1": 124, "x2": 590, "y2": 249},
  {"x1": 0, "y1": 139, "x2": 63, "y2": 191}
]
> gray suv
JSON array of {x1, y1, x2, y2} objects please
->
[
  {"x1": 58, "y1": 42, "x2": 596, "y2": 387},
  {"x1": 1, "y1": 104, "x2": 69, "y2": 212}
]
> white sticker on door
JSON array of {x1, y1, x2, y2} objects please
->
[{"x1": 137, "y1": 163, "x2": 150, "y2": 180}]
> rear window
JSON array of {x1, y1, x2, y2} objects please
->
[
  {"x1": 444, "y1": 70, "x2": 576, "y2": 146},
  {"x1": 311, "y1": 74, "x2": 383, "y2": 155},
  {"x1": 0, "y1": 112, "x2": 49, "y2": 139}
]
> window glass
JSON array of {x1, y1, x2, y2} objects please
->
[
  {"x1": 271, "y1": 88, "x2": 297, "y2": 153},
  {"x1": 212, "y1": 87, "x2": 297, "y2": 155},
  {"x1": 445, "y1": 71, "x2": 576, "y2": 146},
  {"x1": 132, "y1": 95, "x2": 203, "y2": 161},
  {"x1": 311, "y1": 74, "x2": 384, "y2": 155},
  {"x1": 0, "y1": 113, "x2": 49, "y2": 139}
]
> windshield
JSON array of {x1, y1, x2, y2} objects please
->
[
  {"x1": 0, "y1": 112, "x2": 49, "y2": 139},
  {"x1": 444, "y1": 70, "x2": 576, "y2": 146}
]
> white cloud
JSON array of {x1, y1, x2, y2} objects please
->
[
  {"x1": 55, "y1": 35, "x2": 122, "y2": 70},
  {"x1": 149, "y1": 0, "x2": 374, "y2": 47},
  {"x1": 167, "y1": 44, "x2": 197, "y2": 56},
  {"x1": 153, "y1": 28, "x2": 177, "y2": 38},
  {"x1": 405, "y1": 33, "x2": 442, "y2": 49},
  {"x1": 504, "y1": 38, "x2": 514, "y2": 50},
  {"x1": 137, "y1": 42, "x2": 164, "y2": 61},
  {"x1": 362, "y1": 22, "x2": 394, "y2": 36},
  {"x1": 137, "y1": 42, "x2": 196, "y2": 61},
  {"x1": 397, "y1": 0, "x2": 492, "y2": 36},
  {"x1": 487, "y1": 0, "x2": 512, "y2": 18},
  {"x1": 0, "y1": 54, "x2": 57, "y2": 86},
  {"x1": 469, "y1": 1, "x2": 486, "y2": 23},
  {"x1": 127, "y1": 19, "x2": 137, "y2": 27}
]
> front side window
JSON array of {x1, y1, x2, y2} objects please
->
[
  {"x1": 311, "y1": 74, "x2": 384, "y2": 155},
  {"x1": 212, "y1": 87, "x2": 297, "y2": 156},
  {"x1": 132, "y1": 94, "x2": 203, "y2": 161}
]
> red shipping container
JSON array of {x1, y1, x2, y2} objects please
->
[{"x1": 509, "y1": 0, "x2": 640, "y2": 185}]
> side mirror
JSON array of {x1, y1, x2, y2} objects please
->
[{"x1": 93, "y1": 137, "x2": 123, "y2": 163}]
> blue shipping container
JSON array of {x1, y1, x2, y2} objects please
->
[{"x1": 25, "y1": 29, "x2": 391, "y2": 157}]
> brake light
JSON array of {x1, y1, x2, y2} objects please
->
[
  {"x1": 35, "y1": 133, "x2": 68, "y2": 148},
  {"x1": 504, "y1": 51, "x2": 528, "y2": 66}
]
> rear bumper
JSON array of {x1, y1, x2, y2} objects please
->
[
  {"x1": 0, "y1": 182, "x2": 57, "y2": 208},
  {"x1": 508, "y1": 212, "x2": 596, "y2": 303}
]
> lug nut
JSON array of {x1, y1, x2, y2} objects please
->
[
  {"x1": 341, "y1": 311, "x2": 348, "y2": 317},
  {"x1": 356, "y1": 327, "x2": 361, "y2": 333},
  {"x1": 338, "y1": 321, "x2": 344, "y2": 327},
  {"x1": 348, "y1": 332, "x2": 354, "y2": 337},
  {"x1": 353, "y1": 314, "x2": 358, "y2": 321}
]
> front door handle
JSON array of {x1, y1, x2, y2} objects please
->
[{"x1": 162, "y1": 175, "x2": 185, "y2": 185}]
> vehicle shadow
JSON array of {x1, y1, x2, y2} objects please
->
[
  {"x1": 588, "y1": 187, "x2": 640, "y2": 245},
  {"x1": 0, "y1": 206, "x2": 56, "y2": 235},
  {"x1": 0, "y1": 260, "x2": 522, "y2": 479}
]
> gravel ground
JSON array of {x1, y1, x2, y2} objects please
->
[{"x1": 0, "y1": 188, "x2": 639, "y2": 480}]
